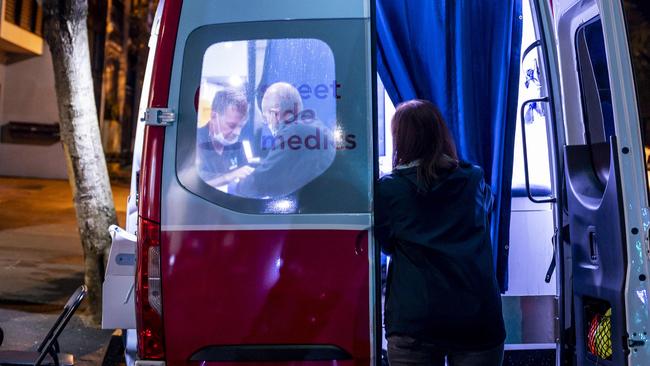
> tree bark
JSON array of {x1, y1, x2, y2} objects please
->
[{"x1": 42, "y1": 0, "x2": 117, "y2": 326}]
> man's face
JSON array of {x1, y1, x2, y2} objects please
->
[{"x1": 211, "y1": 105, "x2": 246, "y2": 142}]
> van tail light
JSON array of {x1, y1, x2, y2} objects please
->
[
  {"x1": 137, "y1": 107, "x2": 166, "y2": 362},
  {"x1": 136, "y1": 218, "x2": 165, "y2": 360}
]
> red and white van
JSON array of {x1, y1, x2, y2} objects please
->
[{"x1": 102, "y1": 0, "x2": 650, "y2": 365}]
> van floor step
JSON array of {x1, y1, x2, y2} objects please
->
[{"x1": 504, "y1": 349, "x2": 555, "y2": 366}]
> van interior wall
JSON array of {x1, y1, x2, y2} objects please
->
[
  {"x1": 0, "y1": 44, "x2": 67, "y2": 179},
  {"x1": 375, "y1": 0, "x2": 557, "y2": 353},
  {"x1": 504, "y1": 198, "x2": 556, "y2": 345}
]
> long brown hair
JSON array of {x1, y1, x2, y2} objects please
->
[{"x1": 392, "y1": 99, "x2": 459, "y2": 189}]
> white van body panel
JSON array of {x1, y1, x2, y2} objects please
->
[{"x1": 101, "y1": 225, "x2": 137, "y2": 329}]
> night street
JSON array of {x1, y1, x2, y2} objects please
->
[
  {"x1": 0, "y1": 178, "x2": 128, "y2": 365},
  {"x1": 2, "y1": 0, "x2": 650, "y2": 365}
]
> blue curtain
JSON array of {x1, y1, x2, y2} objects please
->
[{"x1": 377, "y1": 0, "x2": 523, "y2": 291}]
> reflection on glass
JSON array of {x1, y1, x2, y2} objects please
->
[{"x1": 195, "y1": 39, "x2": 338, "y2": 199}]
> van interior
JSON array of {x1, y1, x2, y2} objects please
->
[{"x1": 376, "y1": 2, "x2": 557, "y2": 363}]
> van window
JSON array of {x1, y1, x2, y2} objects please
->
[
  {"x1": 176, "y1": 23, "x2": 372, "y2": 214},
  {"x1": 575, "y1": 17, "x2": 614, "y2": 186},
  {"x1": 576, "y1": 18, "x2": 615, "y2": 143},
  {"x1": 194, "y1": 39, "x2": 337, "y2": 200}
]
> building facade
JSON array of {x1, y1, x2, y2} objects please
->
[{"x1": 0, "y1": 0, "x2": 157, "y2": 179}]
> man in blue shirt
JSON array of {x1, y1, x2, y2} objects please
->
[{"x1": 196, "y1": 89, "x2": 253, "y2": 187}]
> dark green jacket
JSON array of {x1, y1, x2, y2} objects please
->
[{"x1": 376, "y1": 162, "x2": 505, "y2": 351}]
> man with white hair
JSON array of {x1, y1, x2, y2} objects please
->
[
  {"x1": 235, "y1": 82, "x2": 335, "y2": 199},
  {"x1": 261, "y1": 82, "x2": 303, "y2": 135}
]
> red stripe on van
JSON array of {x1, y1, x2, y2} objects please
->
[
  {"x1": 149, "y1": 0, "x2": 183, "y2": 109},
  {"x1": 137, "y1": 0, "x2": 183, "y2": 361},
  {"x1": 161, "y1": 229, "x2": 371, "y2": 365},
  {"x1": 138, "y1": 0, "x2": 182, "y2": 223}
]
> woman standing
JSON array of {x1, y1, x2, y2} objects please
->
[{"x1": 376, "y1": 100, "x2": 505, "y2": 366}]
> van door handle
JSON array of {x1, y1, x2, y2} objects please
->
[
  {"x1": 588, "y1": 227, "x2": 598, "y2": 262},
  {"x1": 545, "y1": 227, "x2": 558, "y2": 283},
  {"x1": 522, "y1": 40, "x2": 542, "y2": 61},
  {"x1": 520, "y1": 97, "x2": 556, "y2": 204},
  {"x1": 519, "y1": 39, "x2": 556, "y2": 204}
]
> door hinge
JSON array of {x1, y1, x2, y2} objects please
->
[
  {"x1": 142, "y1": 108, "x2": 175, "y2": 127},
  {"x1": 629, "y1": 338, "x2": 646, "y2": 348}
]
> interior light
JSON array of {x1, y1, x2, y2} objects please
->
[
  {"x1": 334, "y1": 126, "x2": 344, "y2": 143},
  {"x1": 267, "y1": 199, "x2": 296, "y2": 214},
  {"x1": 228, "y1": 75, "x2": 244, "y2": 87},
  {"x1": 242, "y1": 140, "x2": 260, "y2": 163}
]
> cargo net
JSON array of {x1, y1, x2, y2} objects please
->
[{"x1": 587, "y1": 308, "x2": 613, "y2": 360}]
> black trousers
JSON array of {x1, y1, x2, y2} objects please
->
[{"x1": 387, "y1": 335, "x2": 504, "y2": 366}]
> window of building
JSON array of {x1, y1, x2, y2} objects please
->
[{"x1": 4, "y1": 0, "x2": 43, "y2": 35}]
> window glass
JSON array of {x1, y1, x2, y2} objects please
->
[
  {"x1": 377, "y1": 77, "x2": 395, "y2": 176},
  {"x1": 176, "y1": 20, "x2": 373, "y2": 215},
  {"x1": 575, "y1": 17, "x2": 614, "y2": 186},
  {"x1": 576, "y1": 18, "x2": 615, "y2": 143},
  {"x1": 195, "y1": 39, "x2": 337, "y2": 199},
  {"x1": 511, "y1": 0, "x2": 552, "y2": 197}
]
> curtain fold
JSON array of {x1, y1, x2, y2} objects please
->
[{"x1": 377, "y1": 0, "x2": 523, "y2": 291}]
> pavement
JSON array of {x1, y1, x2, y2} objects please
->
[{"x1": 0, "y1": 177, "x2": 129, "y2": 365}]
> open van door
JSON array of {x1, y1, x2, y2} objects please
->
[
  {"x1": 543, "y1": 0, "x2": 650, "y2": 364},
  {"x1": 136, "y1": 0, "x2": 377, "y2": 365}
]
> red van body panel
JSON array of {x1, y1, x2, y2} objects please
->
[{"x1": 161, "y1": 229, "x2": 371, "y2": 365}]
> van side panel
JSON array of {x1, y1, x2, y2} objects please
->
[{"x1": 161, "y1": 229, "x2": 370, "y2": 364}]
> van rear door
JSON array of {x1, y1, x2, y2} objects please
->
[
  {"x1": 550, "y1": 0, "x2": 650, "y2": 364},
  {"x1": 157, "y1": 1, "x2": 376, "y2": 365}
]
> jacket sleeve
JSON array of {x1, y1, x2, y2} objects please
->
[
  {"x1": 477, "y1": 172, "x2": 495, "y2": 229},
  {"x1": 234, "y1": 143, "x2": 288, "y2": 198},
  {"x1": 481, "y1": 177, "x2": 495, "y2": 213},
  {"x1": 375, "y1": 180, "x2": 395, "y2": 255}
]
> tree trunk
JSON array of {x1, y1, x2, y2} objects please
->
[{"x1": 42, "y1": 0, "x2": 117, "y2": 326}]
